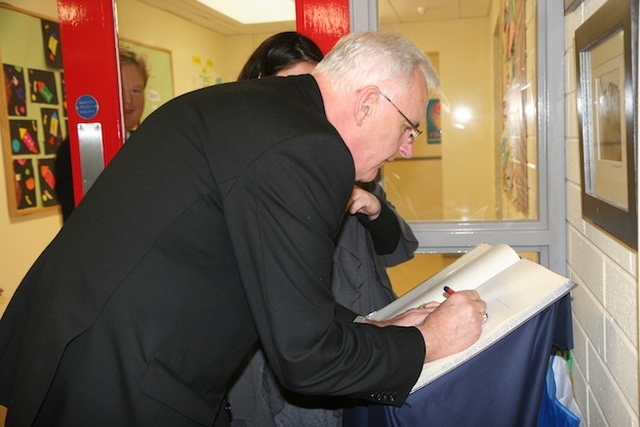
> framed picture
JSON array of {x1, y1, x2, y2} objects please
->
[
  {"x1": 1, "y1": 5, "x2": 67, "y2": 216},
  {"x1": 575, "y1": 0, "x2": 638, "y2": 248}
]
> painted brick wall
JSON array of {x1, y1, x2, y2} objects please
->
[{"x1": 565, "y1": 1, "x2": 639, "y2": 425}]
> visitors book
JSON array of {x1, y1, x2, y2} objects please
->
[{"x1": 366, "y1": 243, "x2": 575, "y2": 393}]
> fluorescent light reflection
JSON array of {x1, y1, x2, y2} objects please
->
[
  {"x1": 452, "y1": 106, "x2": 472, "y2": 129},
  {"x1": 196, "y1": 0, "x2": 295, "y2": 24}
]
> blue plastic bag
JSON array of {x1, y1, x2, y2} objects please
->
[{"x1": 537, "y1": 354, "x2": 581, "y2": 427}]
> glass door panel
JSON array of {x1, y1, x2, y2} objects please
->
[
  {"x1": 388, "y1": 251, "x2": 539, "y2": 297},
  {"x1": 380, "y1": 0, "x2": 539, "y2": 222},
  {"x1": 376, "y1": 0, "x2": 566, "y2": 283}
]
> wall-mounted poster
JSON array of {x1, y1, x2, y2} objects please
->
[
  {"x1": 1, "y1": 5, "x2": 68, "y2": 215},
  {"x1": 575, "y1": 0, "x2": 637, "y2": 249},
  {"x1": 3, "y1": 64, "x2": 27, "y2": 116},
  {"x1": 9, "y1": 120, "x2": 39, "y2": 155},
  {"x1": 60, "y1": 71, "x2": 67, "y2": 116},
  {"x1": 41, "y1": 19, "x2": 63, "y2": 69},
  {"x1": 28, "y1": 69, "x2": 59, "y2": 105},
  {"x1": 13, "y1": 158, "x2": 36, "y2": 210},
  {"x1": 427, "y1": 99, "x2": 441, "y2": 144},
  {"x1": 41, "y1": 108, "x2": 62, "y2": 154},
  {"x1": 500, "y1": 0, "x2": 528, "y2": 214},
  {"x1": 38, "y1": 157, "x2": 57, "y2": 206}
]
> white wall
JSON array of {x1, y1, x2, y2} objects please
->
[{"x1": 565, "y1": 0, "x2": 639, "y2": 425}]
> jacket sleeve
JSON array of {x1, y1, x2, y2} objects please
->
[
  {"x1": 356, "y1": 182, "x2": 419, "y2": 266},
  {"x1": 223, "y1": 133, "x2": 425, "y2": 406}
]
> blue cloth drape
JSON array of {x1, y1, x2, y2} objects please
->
[{"x1": 344, "y1": 295, "x2": 573, "y2": 427}]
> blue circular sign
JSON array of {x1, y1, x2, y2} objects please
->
[{"x1": 75, "y1": 94, "x2": 99, "y2": 120}]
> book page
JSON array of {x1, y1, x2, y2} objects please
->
[
  {"x1": 369, "y1": 243, "x2": 521, "y2": 321},
  {"x1": 409, "y1": 259, "x2": 574, "y2": 392}
]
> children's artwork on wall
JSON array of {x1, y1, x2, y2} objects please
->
[
  {"x1": 0, "y1": 5, "x2": 68, "y2": 215},
  {"x1": 189, "y1": 54, "x2": 214, "y2": 91},
  {"x1": 28, "y1": 69, "x2": 59, "y2": 105},
  {"x1": 40, "y1": 108, "x2": 62, "y2": 154},
  {"x1": 60, "y1": 71, "x2": 67, "y2": 116},
  {"x1": 3, "y1": 64, "x2": 27, "y2": 116},
  {"x1": 500, "y1": 0, "x2": 528, "y2": 214},
  {"x1": 38, "y1": 157, "x2": 58, "y2": 206},
  {"x1": 41, "y1": 19, "x2": 63, "y2": 69},
  {"x1": 13, "y1": 158, "x2": 36, "y2": 209},
  {"x1": 9, "y1": 119, "x2": 39, "y2": 155}
]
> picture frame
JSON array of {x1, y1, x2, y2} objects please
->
[
  {"x1": 564, "y1": 0, "x2": 585, "y2": 13},
  {"x1": 0, "y1": 5, "x2": 66, "y2": 216},
  {"x1": 575, "y1": 0, "x2": 638, "y2": 249}
]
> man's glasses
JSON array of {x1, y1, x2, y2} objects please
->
[{"x1": 379, "y1": 91, "x2": 423, "y2": 143}]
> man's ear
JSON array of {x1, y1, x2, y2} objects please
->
[{"x1": 354, "y1": 86, "x2": 380, "y2": 127}]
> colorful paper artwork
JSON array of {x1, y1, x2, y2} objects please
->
[
  {"x1": 1, "y1": 8, "x2": 68, "y2": 215},
  {"x1": 13, "y1": 158, "x2": 37, "y2": 210},
  {"x1": 3, "y1": 64, "x2": 27, "y2": 116},
  {"x1": 28, "y1": 69, "x2": 58, "y2": 105},
  {"x1": 500, "y1": 0, "x2": 528, "y2": 214},
  {"x1": 427, "y1": 99, "x2": 442, "y2": 144},
  {"x1": 37, "y1": 157, "x2": 58, "y2": 206},
  {"x1": 40, "y1": 108, "x2": 62, "y2": 154},
  {"x1": 9, "y1": 119, "x2": 40, "y2": 155},
  {"x1": 61, "y1": 71, "x2": 67, "y2": 116},
  {"x1": 41, "y1": 19, "x2": 63, "y2": 69}
]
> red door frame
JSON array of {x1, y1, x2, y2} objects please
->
[
  {"x1": 295, "y1": 0, "x2": 350, "y2": 55},
  {"x1": 57, "y1": 0, "x2": 124, "y2": 205},
  {"x1": 57, "y1": 0, "x2": 351, "y2": 204}
]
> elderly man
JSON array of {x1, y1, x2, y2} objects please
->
[{"x1": 0, "y1": 31, "x2": 485, "y2": 427}]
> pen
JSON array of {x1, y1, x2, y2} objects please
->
[{"x1": 444, "y1": 286, "x2": 489, "y2": 323}]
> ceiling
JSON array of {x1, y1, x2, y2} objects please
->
[{"x1": 137, "y1": 0, "x2": 494, "y2": 36}]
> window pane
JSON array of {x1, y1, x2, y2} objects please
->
[
  {"x1": 388, "y1": 251, "x2": 540, "y2": 297},
  {"x1": 380, "y1": 0, "x2": 538, "y2": 221}
]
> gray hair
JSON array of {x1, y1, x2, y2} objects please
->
[{"x1": 313, "y1": 30, "x2": 440, "y2": 97}]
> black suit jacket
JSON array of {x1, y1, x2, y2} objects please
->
[{"x1": 0, "y1": 75, "x2": 425, "y2": 427}]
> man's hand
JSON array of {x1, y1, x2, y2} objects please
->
[
  {"x1": 416, "y1": 290, "x2": 486, "y2": 362},
  {"x1": 361, "y1": 290, "x2": 485, "y2": 362},
  {"x1": 367, "y1": 301, "x2": 440, "y2": 328},
  {"x1": 346, "y1": 186, "x2": 381, "y2": 219}
]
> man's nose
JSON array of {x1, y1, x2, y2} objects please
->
[{"x1": 397, "y1": 140, "x2": 414, "y2": 159}]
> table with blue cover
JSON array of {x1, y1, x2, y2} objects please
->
[{"x1": 343, "y1": 295, "x2": 573, "y2": 427}]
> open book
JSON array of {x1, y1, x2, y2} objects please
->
[{"x1": 366, "y1": 243, "x2": 575, "y2": 393}]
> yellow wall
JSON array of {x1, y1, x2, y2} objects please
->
[
  {"x1": 383, "y1": 18, "x2": 495, "y2": 220},
  {"x1": 0, "y1": 0, "x2": 64, "y2": 316},
  {"x1": 0, "y1": 0, "x2": 279, "y2": 317}
]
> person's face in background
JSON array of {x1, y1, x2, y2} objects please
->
[
  {"x1": 120, "y1": 63, "x2": 146, "y2": 132},
  {"x1": 275, "y1": 61, "x2": 317, "y2": 77}
]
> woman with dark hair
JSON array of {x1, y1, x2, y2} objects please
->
[
  {"x1": 237, "y1": 31, "x2": 324, "y2": 80},
  {"x1": 228, "y1": 32, "x2": 419, "y2": 427}
]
